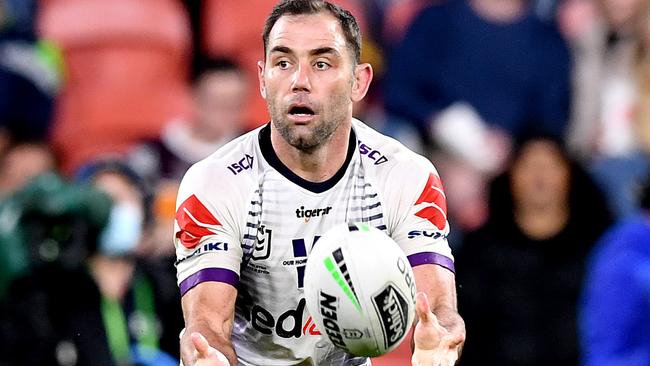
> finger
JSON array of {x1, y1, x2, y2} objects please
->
[
  {"x1": 415, "y1": 292, "x2": 432, "y2": 323},
  {"x1": 191, "y1": 332, "x2": 212, "y2": 358}
]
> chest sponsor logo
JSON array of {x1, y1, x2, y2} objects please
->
[
  {"x1": 295, "y1": 206, "x2": 332, "y2": 222},
  {"x1": 250, "y1": 298, "x2": 320, "y2": 338}
]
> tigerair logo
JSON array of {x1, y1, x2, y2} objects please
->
[{"x1": 295, "y1": 206, "x2": 332, "y2": 222}]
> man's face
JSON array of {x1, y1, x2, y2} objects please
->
[
  {"x1": 598, "y1": 0, "x2": 644, "y2": 32},
  {"x1": 194, "y1": 70, "x2": 248, "y2": 139},
  {"x1": 259, "y1": 12, "x2": 357, "y2": 152},
  {"x1": 510, "y1": 140, "x2": 571, "y2": 211}
]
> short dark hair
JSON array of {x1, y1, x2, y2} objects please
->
[
  {"x1": 192, "y1": 57, "x2": 243, "y2": 84},
  {"x1": 262, "y1": 0, "x2": 362, "y2": 64}
]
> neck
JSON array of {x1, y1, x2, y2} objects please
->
[
  {"x1": 514, "y1": 203, "x2": 569, "y2": 240},
  {"x1": 190, "y1": 122, "x2": 229, "y2": 143},
  {"x1": 469, "y1": 0, "x2": 526, "y2": 24},
  {"x1": 270, "y1": 121, "x2": 352, "y2": 182}
]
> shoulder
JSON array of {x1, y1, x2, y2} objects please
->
[
  {"x1": 178, "y1": 128, "x2": 261, "y2": 203},
  {"x1": 354, "y1": 119, "x2": 437, "y2": 179},
  {"x1": 354, "y1": 119, "x2": 441, "y2": 207}
]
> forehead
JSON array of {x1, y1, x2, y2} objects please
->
[
  {"x1": 267, "y1": 12, "x2": 348, "y2": 54},
  {"x1": 517, "y1": 141, "x2": 564, "y2": 164}
]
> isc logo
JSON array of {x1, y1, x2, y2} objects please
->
[
  {"x1": 227, "y1": 154, "x2": 254, "y2": 175},
  {"x1": 359, "y1": 142, "x2": 388, "y2": 165}
]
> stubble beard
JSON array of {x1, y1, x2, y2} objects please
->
[{"x1": 268, "y1": 93, "x2": 350, "y2": 153}]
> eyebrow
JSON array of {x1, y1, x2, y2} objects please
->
[
  {"x1": 269, "y1": 46, "x2": 341, "y2": 58},
  {"x1": 270, "y1": 45, "x2": 292, "y2": 55},
  {"x1": 309, "y1": 47, "x2": 339, "y2": 58}
]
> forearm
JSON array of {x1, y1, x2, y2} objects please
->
[
  {"x1": 180, "y1": 281, "x2": 238, "y2": 365},
  {"x1": 414, "y1": 264, "x2": 458, "y2": 311},
  {"x1": 412, "y1": 264, "x2": 466, "y2": 352}
]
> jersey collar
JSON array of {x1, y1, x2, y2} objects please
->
[{"x1": 258, "y1": 123, "x2": 356, "y2": 193}]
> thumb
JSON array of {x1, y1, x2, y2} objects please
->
[{"x1": 191, "y1": 332, "x2": 212, "y2": 358}]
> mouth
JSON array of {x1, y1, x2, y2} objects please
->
[{"x1": 287, "y1": 105, "x2": 316, "y2": 123}]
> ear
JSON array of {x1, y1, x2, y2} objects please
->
[
  {"x1": 258, "y1": 60, "x2": 267, "y2": 99},
  {"x1": 351, "y1": 63, "x2": 373, "y2": 103}
]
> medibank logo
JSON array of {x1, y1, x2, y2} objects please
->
[{"x1": 295, "y1": 206, "x2": 332, "y2": 222}]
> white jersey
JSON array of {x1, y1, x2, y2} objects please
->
[{"x1": 174, "y1": 119, "x2": 454, "y2": 366}]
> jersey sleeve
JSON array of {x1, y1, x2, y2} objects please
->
[
  {"x1": 173, "y1": 160, "x2": 246, "y2": 295},
  {"x1": 383, "y1": 155, "x2": 455, "y2": 273}
]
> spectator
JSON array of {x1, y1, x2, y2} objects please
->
[
  {"x1": 80, "y1": 160, "x2": 182, "y2": 365},
  {"x1": 384, "y1": 0, "x2": 571, "y2": 232},
  {"x1": 385, "y1": 0, "x2": 571, "y2": 146},
  {"x1": 0, "y1": 0, "x2": 61, "y2": 148},
  {"x1": 579, "y1": 174, "x2": 650, "y2": 366},
  {"x1": 560, "y1": 0, "x2": 649, "y2": 218},
  {"x1": 636, "y1": 1, "x2": 650, "y2": 154},
  {"x1": 0, "y1": 141, "x2": 57, "y2": 199},
  {"x1": 131, "y1": 57, "x2": 249, "y2": 183},
  {"x1": 456, "y1": 135, "x2": 611, "y2": 366},
  {"x1": 0, "y1": 160, "x2": 184, "y2": 366},
  {"x1": 0, "y1": 172, "x2": 114, "y2": 365}
]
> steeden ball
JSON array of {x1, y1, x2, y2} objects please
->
[{"x1": 303, "y1": 222, "x2": 416, "y2": 357}]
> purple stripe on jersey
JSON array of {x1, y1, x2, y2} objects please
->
[
  {"x1": 408, "y1": 252, "x2": 455, "y2": 273},
  {"x1": 179, "y1": 268, "x2": 239, "y2": 295}
]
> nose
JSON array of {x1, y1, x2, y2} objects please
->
[{"x1": 291, "y1": 63, "x2": 311, "y2": 93}]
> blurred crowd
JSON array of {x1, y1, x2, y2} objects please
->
[{"x1": 0, "y1": 0, "x2": 648, "y2": 365}]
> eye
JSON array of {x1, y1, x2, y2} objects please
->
[
  {"x1": 277, "y1": 60, "x2": 291, "y2": 70},
  {"x1": 314, "y1": 61, "x2": 330, "y2": 70}
]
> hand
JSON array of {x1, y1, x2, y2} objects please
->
[
  {"x1": 412, "y1": 293, "x2": 465, "y2": 366},
  {"x1": 191, "y1": 332, "x2": 231, "y2": 366}
]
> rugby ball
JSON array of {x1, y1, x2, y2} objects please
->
[{"x1": 303, "y1": 222, "x2": 416, "y2": 357}]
